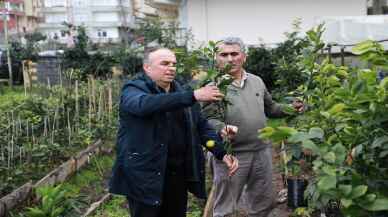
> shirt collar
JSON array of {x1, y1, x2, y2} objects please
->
[{"x1": 231, "y1": 71, "x2": 248, "y2": 88}]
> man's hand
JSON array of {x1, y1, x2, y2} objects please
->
[
  {"x1": 194, "y1": 85, "x2": 224, "y2": 102},
  {"x1": 220, "y1": 125, "x2": 238, "y2": 140},
  {"x1": 292, "y1": 99, "x2": 305, "y2": 113},
  {"x1": 222, "y1": 155, "x2": 239, "y2": 176}
]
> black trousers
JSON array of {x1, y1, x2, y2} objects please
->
[{"x1": 127, "y1": 168, "x2": 188, "y2": 217}]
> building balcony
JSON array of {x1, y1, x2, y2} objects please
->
[
  {"x1": 41, "y1": 7, "x2": 67, "y2": 13},
  {"x1": 7, "y1": 0, "x2": 24, "y2": 4},
  {"x1": 90, "y1": 5, "x2": 130, "y2": 12},
  {"x1": 0, "y1": 9, "x2": 25, "y2": 16},
  {"x1": 38, "y1": 22, "x2": 65, "y2": 29},
  {"x1": 145, "y1": 0, "x2": 180, "y2": 8},
  {"x1": 89, "y1": 21, "x2": 123, "y2": 28}
]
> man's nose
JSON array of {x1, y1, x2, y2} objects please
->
[
  {"x1": 168, "y1": 66, "x2": 176, "y2": 72},
  {"x1": 227, "y1": 55, "x2": 233, "y2": 62}
]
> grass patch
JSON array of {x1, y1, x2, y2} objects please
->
[
  {"x1": 91, "y1": 195, "x2": 128, "y2": 217},
  {"x1": 0, "y1": 86, "x2": 27, "y2": 108}
]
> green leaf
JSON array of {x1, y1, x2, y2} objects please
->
[
  {"x1": 258, "y1": 127, "x2": 275, "y2": 139},
  {"x1": 379, "y1": 77, "x2": 388, "y2": 89},
  {"x1": 259, "y1": 126, "x2": 297, "y2": 143},
  {"x1": 322, "y1": 165, "x2": 337, "y2": 176},
  {"x1": 332, "y1": 143, "x2": 347, "y2": 163},
  {"x1": 26, "y1": 207, "x2": 46, "y2": 216},
  {"x1": 320, "y1": 111, "x2": 331, "y2": 119},
  {"x1": 322, "y1": 63, "x2": 337, "y2": 74},
  {"x1": 308, "y1": 127, "x2": 324, "y2": 139},
  {"x1": 327, "y1": 75, "x2": 341, "y2": 86},
  {"x1": 341, "y1": 198, "x2": 353, "y2": 208},
  {"x1": 371, "y1": 136, "x2": 388, "y2": 149},
  {"x1": 282, "y1": 104, "x2": 297, "y2": 115},
  {"x1": 339, "y1": 185, "x2": 352, "y2": 196},
  {"x1": 317, "y1": 175, "x2": 336, "y2": 191},
  {"x1": 352, "y1": 80, "x2": 366, "y2": 95},
  {"x1": 365, "y1": 194, "x2": 377, "y2": 202},
  {"x1": 302, "y1": 139, "x2": 320, "y2": 155},
  {"x1": 323, "y1": 152, "x2": 336, "y2": 163},
  {"x1": 352, "y1": 40, "x2": 376, "y2": 55},
  {"x1": 277, "y1": 126, "x2": 298, "y2": 136},
  {"x1": 288, "y1": 132, "x2": 309, "y2": 143},
  {"x1": 362, "y1": 198, "x2": 388, "y2": 211},
  {"x1": 328, "y1": 103, "x2": 346, "y2": 115},
  {"x1": 350, "y1": 185, "x2": 368, "y2": 199}
]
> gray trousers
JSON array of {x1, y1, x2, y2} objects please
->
[{"x1": 212, "y1": 148, "x2": 274, "y2": 217}]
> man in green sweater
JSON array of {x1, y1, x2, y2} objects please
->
[{"x1": 203, "y1": 37, "x2": 303, "y2": 217}]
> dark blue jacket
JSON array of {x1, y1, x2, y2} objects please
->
[{"x1": 109, "y1": 73, "x2": 226, "y2": 206}]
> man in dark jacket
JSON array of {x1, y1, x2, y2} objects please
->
[{"x1": 109, "y1": 47, "x2": 238, "y2": 217}]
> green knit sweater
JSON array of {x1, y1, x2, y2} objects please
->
[{"x1": 202, "y1": 73, "x2": 285, "y2": 152}]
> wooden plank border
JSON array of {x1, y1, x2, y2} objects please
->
[{"x1": 0, "y1": 139, "x2": 105, "y2": 216}]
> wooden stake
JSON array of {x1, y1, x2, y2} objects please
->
[
  {"x1": 47, "y1": 113, "x2": 51, "y2": 134},
  {"x1": 19, "y1": 146, "x2": 22, "y2": 165},
  {"x1": 7, "y1": 141, "x2": 10, "y2": 169},
  {"x1": 51, "y1": 109, "x2": 58, "y2": 145},
  {"x1": 75, "y1": 80, "x2": 79, "y2": 132},
  {"x1": 67, "y1": 108, "x2": 71, "y2": 146},
  {"x1": 92, "y1": 76, "x2": 96, "y2": 113},
  {"x1": 44, "y1": 116, "x2": 48, "y2": 137},
  {"x1": 108, "y1": 84, "x2": 113, "y2": 124},
  {"x1": 97, "y1": 87, "x2": 103, "y2": 121},
  {"x1": 47, "y1": 77, "x2": 51, "y2": 89},
  {"x1": 203, "y1": 186, "x2": 215, "y2": 217},
  {"x1": 11, "y1": 134, "x2": 14, "y2": 168}
]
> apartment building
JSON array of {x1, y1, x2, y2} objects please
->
[
  {"x1": 39, "y1": 0, "x2": 132, "y2": 43},
  {"x1": 143, "y1": 0, "x2": 179, "y2": 21},
  {"x1": 176, "y1": 0, "x2": 367, "y2": 46},
  {"x1": 21, "y1": 0, "x2": 43, "y2": 33},
  {"x1": 0, "y1": 0, "x2": 25, "y2": 35}
]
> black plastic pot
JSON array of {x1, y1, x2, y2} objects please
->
[
  {"x1": 287, "y1": 178, "x2": 308, "y2": 208},
  {"x1": 325, "y1": 200, "x2": 343, "y2": 217}
]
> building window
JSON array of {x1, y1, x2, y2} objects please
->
[{"x1": 98, "y1": 30, "x2": 108, "y2": 37}]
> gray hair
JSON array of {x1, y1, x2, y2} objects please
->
[
  {"x1": 219, "y1": 37, "x2": 246, "y2": 53},
  {"x1": 143, "y1": 40, "x2": 163, "y2": 64},
  {"x1": 143, "y1": 46, "x2": 161, "y2": 64}
]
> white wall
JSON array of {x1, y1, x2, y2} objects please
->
[
  {"x1": 46, "y1": 13, "x2": 68, "y2": 23},
  {"x1": 94, "y1": 12, "x2": 120, "y2": 22},
  {"x1": 44, "y1": 0, "x2": 66, "y2": 7},
  {"x1": 181, "y1": 0, "x2": 367, "y2": 46}
]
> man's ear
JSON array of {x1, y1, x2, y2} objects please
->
[
  {"x1": 242, "y1": 53, "x2": 247, "y2": 64},
  {"x1": 143, "y1": 63, "x2": 150, "y2": 73}
]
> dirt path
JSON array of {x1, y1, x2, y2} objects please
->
[{"x1": 270, "y1": 147, "x2": 292, "y2": 217}]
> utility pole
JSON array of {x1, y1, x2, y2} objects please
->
[{"x1": 1, "y1": 0, "x2": 13, "y2": 87}]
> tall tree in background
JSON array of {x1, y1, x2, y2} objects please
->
[{"x1": 371, "y1": 0, "x2": 384, "y2": 14}]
